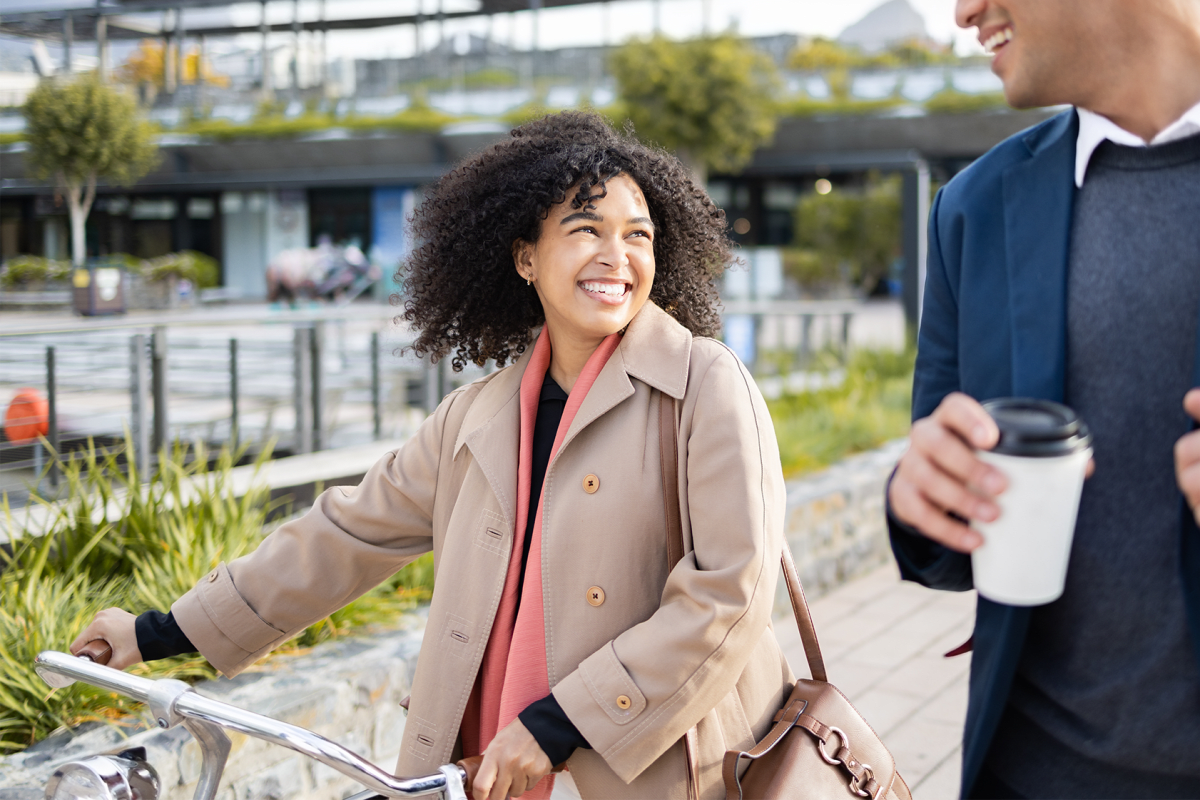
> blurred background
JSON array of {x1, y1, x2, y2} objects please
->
[{"x1": 0, "y1": 0, "x2": 1058, "y2": 495}]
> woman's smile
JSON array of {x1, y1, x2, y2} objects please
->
[{"x1": 578, "y1": 279, "x2": 631, "y2": 304}]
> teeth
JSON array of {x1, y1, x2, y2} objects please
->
[
  {"x1": 983, "y1": 27, "x2": 1013, "y2": 53},
  {"x1": 581, "y1": 281, "x2": 627, "y2": 297},
  {"x1": 585, "y1": 283, "x2": 624, "y2": 296}
]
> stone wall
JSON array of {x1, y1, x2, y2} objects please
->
[
  {"x1": 0, "y1": 440, "x2": 906, "y2": 800},
  {"x1": 780, "y1": 439, "x2": 907, "y2": 610}
]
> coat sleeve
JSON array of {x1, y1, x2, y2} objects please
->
[
  {"x1": 172, "y1": 388, "x2": 464, "y2": 677},
  {"x1": 887, "y1": 186, "x2": 974, "y2": 592},
  {"x1": 552, "y1": 346, "x2": 784, "y2": 783}
]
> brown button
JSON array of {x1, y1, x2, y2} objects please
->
[
  {"x1": 208, "y1": 571, "x2": 218, "y2": 582},
  {"x1": 616, "y1": 695, "x2": 632, "y2": 710},
  {"x1": 586, "y1": 586, "x2": 605, "y2": 607},
  {"x1": 582, "y1": 474, "x2": 600, "y2": 494}
]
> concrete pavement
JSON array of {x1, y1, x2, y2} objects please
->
[{"x1": 775, "y1": 561, "x2": 975, "y2": 800}]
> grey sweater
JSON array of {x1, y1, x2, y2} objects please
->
[{"x1": 985, "y1": 134, "x2": 1200, "y2": 797}]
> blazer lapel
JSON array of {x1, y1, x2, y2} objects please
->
[
  {"x1": 1002, "y1": 110, "x2": 1079, "y2": 402},
  {"x1": 1183, "y1": 306, "x2": 1200, "y2": 667}
]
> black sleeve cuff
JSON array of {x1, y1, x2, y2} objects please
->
[
  {"x1": 135, "y1": 610, "x2": 198, "y2": 662},
  {"x1": 518, "y1": 694, "x2": 591, "y2": 767}
]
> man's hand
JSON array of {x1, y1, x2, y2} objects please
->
[
  {"x1": 888, "y1": 392, "x2": 1007, "y2": 553},
  {"x1": 1175, "y1": 389, "x2": 1200, "y2": 523},
  {"x1": 472, "y1": 718, "x2": 552, "y2": 800},
  {"x1": 70, "y1": 608, "x2": 142, "y2": 670}
]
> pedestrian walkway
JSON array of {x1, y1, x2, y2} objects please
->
[{"x1": 775, "y1": 561, "x2": 975, "y2": 800}]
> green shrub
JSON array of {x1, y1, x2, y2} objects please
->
[
  {"x1": 778, "y1": 96, "x2": 904, "y2": 118},
  {"x1": 0, "y1": 437, "x2": 435, "y2": 752},
  {"x1": 0, "y1": 255, "x2": 72, "y2": 288},
  {"x1": 141, "y1": 250, "x2": 219, "y2": 289},
  {"x1": 924, "y1": 89, "x2": 1010, "y2": 115},
  {"x1": 184, "y1": 106, "x2": 460, "y2": 142},
  {"x1": 769, "y1": 348, "x2": 914, "y2": 476}
]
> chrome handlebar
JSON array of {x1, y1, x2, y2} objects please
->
[{"x1": 34, "y1": 651, "x2": 469, "y2": 800}]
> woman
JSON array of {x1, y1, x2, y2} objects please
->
[{"x1": 74, "y1": 112, "x2": 793, "y2": 800}]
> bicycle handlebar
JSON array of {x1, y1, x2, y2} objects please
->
[{"x1": 34, "y1": 651, "x2": 469, "y2": 800}]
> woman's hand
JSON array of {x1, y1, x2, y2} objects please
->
[
  {"x1": 472, "y1": 718, "x2": 552, "y2": 800},
  {"x1": 70, "y1": 608, "x2": 142, "y2": 670}
]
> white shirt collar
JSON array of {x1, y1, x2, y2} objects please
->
[{"x1": 1075, "y1": 100, "x2": 1200, "y2": 187}]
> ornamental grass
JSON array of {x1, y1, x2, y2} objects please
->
[{"x1": 0, "y1": 437, "x2": 433, "y2": 753}]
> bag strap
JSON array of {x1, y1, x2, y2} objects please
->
[{"x1": 657, "y1": 391, "x2": 828, "y2": 684}]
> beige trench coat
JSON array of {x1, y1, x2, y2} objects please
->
[{"x1": 173, "y1": 302, "x2": 795, "y2": 799}]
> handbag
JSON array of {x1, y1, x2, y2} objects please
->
[{"x1": 657, "y1": 392, "x2": 912, "y2": 800}]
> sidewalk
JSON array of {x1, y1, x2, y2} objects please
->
[{"x1": 775, "y1": 562, "x2": 975, "y2": 800}]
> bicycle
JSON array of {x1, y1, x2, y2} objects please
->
[{"x1": 33, "y1": 649, "x2": 474, "y2": 800}]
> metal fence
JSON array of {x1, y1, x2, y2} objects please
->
[
  {"x1": 0, "y1": 305, "x2": 486, "y2": 505},
  {"x1": 0, "y1": 299, "x2": 875, "y2": 505}
]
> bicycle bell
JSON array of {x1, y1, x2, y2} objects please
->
[{"x1": 43, "y1": 747, "x2": 159, "y2": 800}]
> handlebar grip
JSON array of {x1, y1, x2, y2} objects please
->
[
  {"x1": 77, "y1": 639, "x2": 113, "y2": 666},
  {"x1": 455, "y1": 755, "x2": 482, "y2": 794}
]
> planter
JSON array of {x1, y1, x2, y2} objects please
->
[{"x1": 126, "y1": 273, "x2": 196, "y2": 310}]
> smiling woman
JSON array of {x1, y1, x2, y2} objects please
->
[
  {"x1": 401, "y1": 112, "x2": 730, "y2": 374},
  {"x1": 75, "y1": 111, "x2": 795, "y2": 800}
]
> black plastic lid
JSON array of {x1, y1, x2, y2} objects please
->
[{"x1": 981, "y1": 398, "x2": 1092, "y2": 457}]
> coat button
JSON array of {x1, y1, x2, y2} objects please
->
[
  {"x1": 616, "y1": 695, "x2": 632, "y2": 710},
  {"x1": 208, "y1": 571, "x2": 218, "y2": 582},
  {"x1": 582, "y1": 474, "x2": 600, "y2": 494},
  {"x1": 586, "y1": 586, "x2": 605, "y2": 606}
]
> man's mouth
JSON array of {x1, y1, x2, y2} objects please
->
[
  {"x1": 982, "y1": 26, "x2": 1013, "y2": 55},
  {"x1": 579, "y1": 280, "x2": 630, "y2": 300}
]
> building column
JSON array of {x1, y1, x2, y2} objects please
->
[
  {"x1": 902, "y1": 159, "x2": 931, "y2": 338},
  {"x1": 62, "y1": 13, "x2": 73, "y2": 73}
]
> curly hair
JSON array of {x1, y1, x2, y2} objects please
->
[{"x1": 400, "y1": 111, "x2": 732, "y2": 370}]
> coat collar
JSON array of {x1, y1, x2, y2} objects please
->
[
  {"x1": 1002, "y1": 109, "x2": 1080, "y2": 402},
  {"x1": 452, "y1": 302, "x2": 693, "y2": 524}
]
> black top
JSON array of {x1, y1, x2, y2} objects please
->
[{"x1": 135, "y1": 371, "x2": 589, "y2": 766}]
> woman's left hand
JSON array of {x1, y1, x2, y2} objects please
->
[{"x1": 472, "y1": 718, "x2": 552, "y2": 800}]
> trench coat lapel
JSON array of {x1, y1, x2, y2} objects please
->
[
  {"x1": 555, "y1": 303, "x2": 692, "y2": 456},
  {"x1": 452, "y1": 304, "x2": 694, "y2": 519},
  {"x1": 1001, "y1": 109, "x2": 1078, "y2": 402},
  {"x1": 455, "y1": 349, "x2": 528, "y2": 527}
]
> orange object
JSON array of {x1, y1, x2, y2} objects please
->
[{"x1": 4, "y1": 388, "x2": 49, "y2": 444}]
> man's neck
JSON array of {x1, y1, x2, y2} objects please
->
[{"x1": 1082, "y1": 14, "x2": 1200, "y2": 141}]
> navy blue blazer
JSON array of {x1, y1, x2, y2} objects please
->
[{"x1": 888, "y1": 108, "x2": 1200, "y2": 798}]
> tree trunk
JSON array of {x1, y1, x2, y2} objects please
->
[{"x1": 62, "y1": 172, "x2": 96, "y2": 267}]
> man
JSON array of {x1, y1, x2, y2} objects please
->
[{"x1": 888, "y1": 0, "x2": 1200, "y2": 796}]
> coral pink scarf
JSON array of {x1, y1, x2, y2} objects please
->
[{"x1": 466, "y1": 327, "x2": 621, "y2": 798}]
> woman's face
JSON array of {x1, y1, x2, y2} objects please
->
[{"x1": 515, "y1": 174, "x2": 655, "y2": 348}]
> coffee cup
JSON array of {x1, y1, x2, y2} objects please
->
[{"x1": 970, "y1": 398, "x2": 1093, "y2": 606}]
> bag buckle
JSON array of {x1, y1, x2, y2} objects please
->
[
  {"x1": 848, "y1": 765, "x2": 876, "y2": 799},
  {"x1": 817, "y1": 726, "x2": 848, "y2": 766}
]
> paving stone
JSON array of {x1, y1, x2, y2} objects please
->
[
  {"x1": 911, "y1": 750, "x2": 963, "y2": 800},
  {"x1": 884, "y1": 716, "x2": 965, "y2": 787},
  {"x1": 848, "y1": 686, "x2": 927, "y2": 737},
  {"x1": 874, "y1": 654, "x2": 971, "y2": 700}
]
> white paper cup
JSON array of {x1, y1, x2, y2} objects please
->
[{"x1": 970, "y1": 399, "x2": 1093, "y2": 606}]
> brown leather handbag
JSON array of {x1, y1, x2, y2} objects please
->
[{"x1": 658, "y1": 393, "x2": 912, "y2": 800}]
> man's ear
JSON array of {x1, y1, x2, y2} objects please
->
[{"x1": 512, "y1": 239, "x2": 534, "y2": 282}]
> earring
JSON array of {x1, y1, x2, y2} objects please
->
[{"x1": 526, "y1": 277, "x2": 532, "y2": 285}]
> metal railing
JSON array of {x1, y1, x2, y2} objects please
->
[{"x1": 0, "y1": 305, "x2": 484, "y2": 505}]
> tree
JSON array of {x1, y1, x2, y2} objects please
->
[
  {"x1": 791, "y1": 173, "x2": 901, "y2": 294},
  {"x1": 610, "y1": 35, "x2": 779, "y2": 183},
  {"x1": 23, "y1": 76, "x2": 159, "y2": 266}
]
